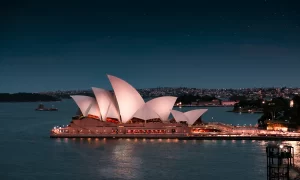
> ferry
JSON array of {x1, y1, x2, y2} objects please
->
[{"x1": 36, "y1": 104, "x2": 58, "y2": 111}]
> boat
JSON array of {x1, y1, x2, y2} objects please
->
[
  {"x1": 35, "y1": 104, "x2": 58, "y2": 111},
  {"x1": 49, "y1": 105, "x2": 58, "y2": 111}
]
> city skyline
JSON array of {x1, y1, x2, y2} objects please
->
[
  {"x1": 1, "y1": 0, "x2": 300, "y2": 93},
  {"x1": 9, "y1": 84, "x2": 300, "y2": 94},
  {"x1": 4, "y1": 76, "x2": 300, "y2": 94},
  {"x1": 39, "y1": 85, "x2": 300, "y2": 101}
]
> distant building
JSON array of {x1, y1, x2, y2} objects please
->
[
  {"x1": 197, "y1": 99, "x2": 220, "y2": 106},
  {"x1": 221, "y1": 101, "x2": 237, "y2": 106},
  {"x1": 266, "y1": 121, "x2": 288, "y2": 132},
  {"x1": 211, "y1": 99, "x2": 220, "y2": 105},
  {"x1": 191, "y1": 102, "x2": 198, "y2": 106}
]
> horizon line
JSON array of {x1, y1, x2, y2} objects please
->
[{"x1": 1, "y1": 86, "x2": 299, "y2": 94}]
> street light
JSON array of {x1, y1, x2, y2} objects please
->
[{"x1": 290, "y1": 100, "x2": 294, "y2": 108}]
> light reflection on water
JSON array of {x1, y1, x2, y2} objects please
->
[
  {"x1": 0, "y1": 101, "x2": 295, "y2": 180},
  {"x1": 284, "y1": 141, "x2": 300, "y2": 166},
  {"x1": 50, "y1": 138, "x2": 273, "y2": 180},
  {"x1": 101, "y1": 140, "x2": 142, "y2": 180}
]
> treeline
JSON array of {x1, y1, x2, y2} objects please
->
[
  {"x1": 229, "y1": 95, "x2": 247, "y2": 101},
  {"x1": 56, "y1": 93, "x2": 95, "y2": 99},
  {"x1": 258, "y1": 96, "x2": 300, "y2": 128},
  {"x1": 0, "y1": 93, "x2": 61, "y2": 102},
  {"x1": 176, "y1": 95, "x2": 218, "y2": 104},
  {"x1": 233, "y1": 99, "x2": 263, "y2": 111}
]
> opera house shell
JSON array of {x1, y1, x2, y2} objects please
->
[{"x1": 51, "y1": 75, "x2": 209, "y2": 138}]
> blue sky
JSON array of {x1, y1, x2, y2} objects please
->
[{"x1": 0, "y1": 0, "x2": 300, "y2": 92}]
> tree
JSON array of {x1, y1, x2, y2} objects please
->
[
  {"x1": 257, "y1": 97, "x2": 291, "y2": 128},
  {"x1": 290, "y1": 96, "x2": 300, "y2": 125},
  {"x1": 229, "y1": 95, "x2": 247, "y2": 101},
  {"x1": 233, "y1": 99, "x2": 263, "y2": 111},
  {"x1": 262, "y1": 98, "x2": 289, "y2": 120}
]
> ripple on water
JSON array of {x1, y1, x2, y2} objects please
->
[{"x1": 0, "y1": 101, "x2": 280, "y2": 180}]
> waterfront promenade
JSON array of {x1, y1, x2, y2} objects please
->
[
  {"x1": 50, "y1": 128, "x2": 300, "y2": 141},
  {"x1": 50, "y1": 133, "x2": 300, "y2": 141},
  {"x1": 50, "y1": 121, "x2": 300, "y2": 140}
]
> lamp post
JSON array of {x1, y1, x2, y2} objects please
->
[{"x1": 290, "y1": 100, "x2": 294, "y2": 108}]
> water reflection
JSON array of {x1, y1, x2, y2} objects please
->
[
  {"x1": 55, "y1": 138, "x2": 61, "y2": 143},
  {"x1": 287, "y1": 141, "x2": 298, "y2": 154},
  {"x1": 100, "y1": 140, "x2": 142, "y2": 179},
  {"x1": 52, "y1": 138, "x2": 300, "y2": 180},
  {"x1": 283, "y1": 141, "x2": 300, "y2": 166},
  {"x1": 1, "y1": 100, "x2": 270, "y2": 180},
  {"x1": 259, "y1": 141, "x2": 267, "y2": 146}
]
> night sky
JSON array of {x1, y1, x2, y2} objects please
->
[{"x1": 1, "y1": 0, "x2": 300, "y2": 92}]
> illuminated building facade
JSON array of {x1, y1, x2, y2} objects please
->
[{"x1": 51, "y1": 75, "x2": 209, "y2": 137}]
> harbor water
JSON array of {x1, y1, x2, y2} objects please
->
[{"x1": 1, "y1": 100, "x2": 300, "y2": 180}]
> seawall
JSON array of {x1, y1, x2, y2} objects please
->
[{"x1": 50, "y1": 134, "x2": 300, "y2": 141}]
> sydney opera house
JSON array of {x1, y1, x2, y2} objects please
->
[{"x1": 50, "y1": 75, "x2": 212, "y2": 138}]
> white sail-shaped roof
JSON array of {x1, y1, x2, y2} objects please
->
[
  {"x1": 107, "y1": 75, "x2": 145, "y2": 123},
  {"x1": 133, "y1": 104, "x2": 160, "y2": 120},
  {"x1": 171, "y1": 110, "x2": 189, "y2": 123},
  {"x1": 105, "y1": 91, "x2": 120, "y2": 119},
  {"x1": 106, "y1": 103, "x2": 120, "y2": 119},
  {"x1": 184, "y1": 109, "x2": 208, "y2": 125},
  {"x1": 86, "y1": 99, "x2": 101, "y2": 118},
  {"x1": 71, "y1": 95, "x2": 100, "y2": 117},
  {"x1": 92, "y1": 87, "x2": 109, "y2": 120},
  {"x1": 146, "y1": 96, "x2": 177, "y2": 121},
  {"x1": 171, "y1": 109, "x2": 208, "y2": 126},
  {"x1": 92, "y1": 87, "x2": 120, "y2": 121}
]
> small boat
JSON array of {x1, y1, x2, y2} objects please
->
[
  {"x1": 35, "y1": 104, "x2": 58, "y2": 111},
  {"x1": 48, "y1": 105, "x2": 58, "y2": 111}
]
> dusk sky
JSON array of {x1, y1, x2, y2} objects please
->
[{"x1": 0, "y1": 0, "x2": 300, "y2": 93}]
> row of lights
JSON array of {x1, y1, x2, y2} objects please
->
[
  {"x1": 57, "y1": 138, "x2": 268, "y2": 144},
  {"x1": 58, "y1": 137, "x2": 181, "y2": 142},
  {"x1": 53, "y1": 125, "x2": 68, "y2": 129}
]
